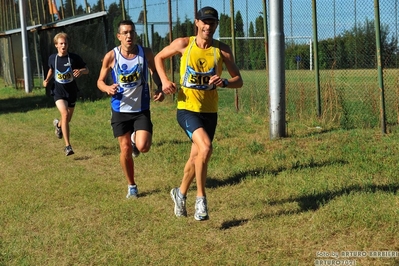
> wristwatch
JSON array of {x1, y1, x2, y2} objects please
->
[{"x1": 222, "y1": 79, "x2": 229, "y2": 88}]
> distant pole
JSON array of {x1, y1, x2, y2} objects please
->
[
  {"x1": 41, "y1": 0, "x2": 47, "y2": 23},
  {"x1": 168, "y1": 0, "x2": 175, "y2": 92},
  {"x1": 33, "y1": 32, "x2": 41, "y2": 78},
  {"x1": 71, "y1": 0, "x2": 75, "y2": 16},
  {"x1": 312, "y1": 0, "x2": 321, "y2": 117},
  {"x1": 84, "y1": 0, "x2": 89, "y2": 13},
  {"x1": 60, "y1": 0, "x2": 65, "y2": 19},
  {"x1": 35, "y1": 0, "x2": 41, "y2": 24},
  {"x1": 230, "y1": 0, "x2": 239, "y2": 111},
  {"x1": 13, "y1": 0, "x2": 17, "y2": 27},
  {"x1": 194, "y1": 0, "x2": 198, "y2": 34},
  {"x1": 120, "y1": 0, "x2": 125, "y2": 20},
  {"x1": 143, "y1": 0, "x2": 149, "y2": 47},
  {"x1": 309, "y1": 39, "x2": 312, "y2": 70},
  {"x1": 246, "y1": 0, "x2": 248, "y2": 36},
  {"x1": 374, "y1": 0, "x2": 386, "y2": 133},
  {"x1": 269, "y1": 0, "x2": 286, "y2": 139},
  {"x1": 1, "y1": 0, "x2": 5, "y2": 30},
  {"x1": 18, "y1": 0, "x2": 32, "y2": 93},
  {"x1": 262, "y1": 0, "x2": 268, "y2": 73},
  {"x1": 28, "y1": 0, "x2": 33, "y2": 24}
]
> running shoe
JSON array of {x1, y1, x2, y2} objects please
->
[
  {"x1": 194, "y1": 197, "x2": 209, "y2": 221},
  {"x1": 53, "y1": 119, "x2": 62, "y2": 139},
  {"x1": 64, "y1": 145, "x2": 74, "y2": 156},
  {"x1": 131, "y1": 132, "x2": 140, "y2": 157},
  {"x1": 126, "y1": 185, "x2": 138, "y2": 198},
  {"x1": 170, "y1": 188, "x2": 187, "y2": 217}
]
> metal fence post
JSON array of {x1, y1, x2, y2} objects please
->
[
  {"x1": 269, "y1": 0, "x2": 286, "y2": 139},
  {"x1": 312, "y1": 0, "x2": 321, "y2": 118},
  {"x1": 374, "y1": 0, "x2": 386, "y2": 134}
]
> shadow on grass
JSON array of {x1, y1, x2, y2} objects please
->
[
  {"x1": 214, "y1": 158, "x2": 350, "y2": 229},
  {"x1": 219, "y1": 181, "x2": 399, "y2": 228},
  {"x1": 245, "y1": 183, "x2": 399, "y2": 222},
  {"x1": 267, "y1": 183, "x2": 399, "y2": 213},
  {"x1": 0, "y1": 95, "x2": 54, "y2": 114},
  {"x1": 207, "y1": 158, "x2": 348, "y2": 188},
  {"x1": 138, "y1": 188, "x2": 162, "y2": 198},
  {"x1": 73, "y1": 155, "x2": 92, "y2": 161},
  {"x1": 220, "y1": 219, "x2": 249, "y2": 230}
]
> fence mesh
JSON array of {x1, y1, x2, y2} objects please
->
[{"x1": 0, "y1": 0, "x2": 398, "y2": 131}]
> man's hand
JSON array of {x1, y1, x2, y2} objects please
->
[
  {"x1": 162, "y1": 80, "x2": 177, "y2": 95},
  {"x1": 209, "y1": 75, "x2": 225, "y2": 87},
  {"x1": 106, "y1": 84, "x2": 119, "y2": 96},
  {"x1": 153, "y1": 91, "x2": 165, "y2": 102}
]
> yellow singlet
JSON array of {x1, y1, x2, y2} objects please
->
[{"x1": 178, "y1": 36, "x2": 223, "y2": 113}]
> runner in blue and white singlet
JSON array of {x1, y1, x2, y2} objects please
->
[
  {"x1": 110, "y1": 45, "x2": 150, "y2": 113},
  {"x1": 97, "y1": 20, "x2": 164, "y2": 199}
]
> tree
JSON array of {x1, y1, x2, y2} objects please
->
[
  {"x1": 254, "y1": 15, "x2": 266, "y2": 69},
  {"x1": 219, "y1": 13, "x2": 231, "y2": 47},
  {"x1": 63, "y1": 0, "x2": 76, "y2": 18},
  {"x1": 248, "y1": 22, "x2": 255, "y2": 70},
  {"x1": 316, "y1": 19, "x2": 398, "y2": 70},
  {"x1": 235, "y1": 11, "x2": 245, "y2": 69},
  {"x1": 91, "y1": 0, "x2": 105, "y2": 12}
]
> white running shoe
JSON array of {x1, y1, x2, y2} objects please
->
[
  {"x1": 170, "y1": 188, "x2": 187, "y2": 217},
  {"x1": 126, "y1": 185, "x2": 138, "y2": 199},
  {"x1": 194, "y1": 197, "x2": 209, "y2": 221}
]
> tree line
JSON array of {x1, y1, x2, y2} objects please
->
[{"x1": 286, "y1": 19, "x2": 398, "y2": 70}]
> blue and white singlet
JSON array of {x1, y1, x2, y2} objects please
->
[{"x1": 111, "y1": 45, "x2": 150, "y2": 113}]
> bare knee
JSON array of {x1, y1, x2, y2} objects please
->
[
  {"x1": 139, "y1": 145, "x2": 151, "y2": 153},
  {"x1": 120, "y1": 143, "x2": 132, "y2": 158},
  {"x1": 197, "y1": 145, "x2": 213, "y2": 162}
]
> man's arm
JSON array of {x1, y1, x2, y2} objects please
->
[
  {"x1": 73, "y1": 66, "x2": 89, "y2": 78},
  {"x1": 154, "y1": 37, "x2": 190, "y2": 94},
  {"x1": 97, "y1": 51, "x2": 119, "y2": 96},
  {"x1": 144, "y1": 47, "x2": 162, "y2": 88},
  {"x1": 219, "y1": 42, "x2": 243, "y2": 88},
  {"x1": 43, "y1": 68, "x2": 53, "y2": 88},
  {"x1": 143, "y1": 47, "x2": 164, "y2": 102}
]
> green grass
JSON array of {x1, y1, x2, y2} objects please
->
[{"x1": 1, "y1": 85, "x2": 399, "y2": 265}]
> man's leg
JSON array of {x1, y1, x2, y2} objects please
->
[
  {"x1": 190, "y1": 128, "x2": 212, "y2": 197},
  {"x1": 118, "y1": 132, "x2": 135, "y2": 185},
  {"x1": 134, "y1": 129, "x2": 152, "y2": 153}
]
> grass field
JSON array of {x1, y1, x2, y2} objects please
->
[{"x1": 1, "y1": 82, "x2": 399, "y2": 265}]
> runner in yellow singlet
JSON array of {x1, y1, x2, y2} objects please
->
[{"x1": 155, "y1": 6, "x2": 243, "y2": 221}]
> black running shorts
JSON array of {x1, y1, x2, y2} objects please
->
[
  {"x1": 111, "y1": 109, "x2": 153, "y2": 138},
  {"x1": 176, "y1": 109, "x2": 217, "y2": 141}
]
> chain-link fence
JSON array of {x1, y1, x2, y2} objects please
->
[
  {"x1": 240, "y1": 0, "x2": 397, "y2": 131},
  {"x1": 0, "y1": 0, "x2": 398, "y2": 130}
]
